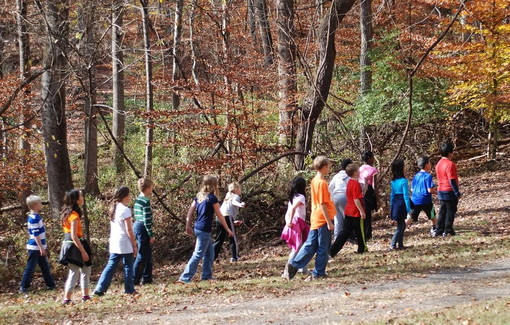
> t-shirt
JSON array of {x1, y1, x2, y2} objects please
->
[
  {"x1": 344, "y1": 179, "x2": 364, "y2": 218},
  {"x1": 109, "y1": 203, "x2": 134, "y2": 254},
  {"x1": 411, "y1": 171, "x2": 435, "y2": 205},
  {"x1": 359, "y1": 164, "x2": 378, "y2": 187},
  {"x1": 194, "y1": 193, "x2": 219, "y2": 232},
  {"x1": 26, "y1": 213, "x2": 47, "y2": 250},
  {"x1": 63, "y1": 211, "x2": 83, "y2": 238},
  {"x1": 285, "y1": 194, "x2": 306, "y2": 225},
  {"x1": 310, "y1": 175, "x2": 335, "y2": 230},
  {"x1": 134, "y1": 195, "x2": 154, "y2": 238},
  {"x1": 220, "y1": 193, "x2": 242, "y2": 219},
  {"x1": 329, "y1": 170, "x2": 349, "y2": 196},
  {"x1": 436, "y1": 158, "x2": 458, "y2": 192}
]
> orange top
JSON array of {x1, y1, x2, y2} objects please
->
[
  {"x1": 63, "y1": 211, "x2": 83, "y2": 238},
  {"x1": 310, "y1": 175, "x2": 335, "y2": 230}
]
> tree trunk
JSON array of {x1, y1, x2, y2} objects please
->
[
  {"x1": 359, "y1": 0, "x2": 373, "y2": 150},
  {"x1": 276, "y1": 0, "x2": 296, "y2": 148},
  {"x1": 40, "y1": 0, "x2": 73, "y2": 218},
  {"x1": 79, "y1": 1, "x2": 100, "y2": 196},
  {"x1": 140, "y1": 0, "x2": 154, "y2": 178},
  {"x1": 172, "y1": 0, "x2": 184, "y2": 110},
  {"x1": 247, "y1": 0, "x2": 258, "y2": 44},
  {"x1": 294, "y1": 0, "x2": 357, "y2": 170},
  {"x1": 254, "y1": 0, "x2": 274, "y2": 66}
]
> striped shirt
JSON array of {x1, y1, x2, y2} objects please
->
[
  {"x1": 26, "y1": 213, "x2": 47, "y2": 250},
  {"x1": 134, "y1": 195, "x2": 154, "y2": 238}
]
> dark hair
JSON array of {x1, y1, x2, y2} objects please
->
[
  {"x1": 109, "y1": 186, "x2": 131, "y2": 221},
  {"x1": 345, "y1": 164, "x2": 359, "y2": 177},
  {"x1": 340, "y1": 158, "x2": 353, "y2": 170},
  {"x1": 417, "y1": 156, "x2": 430, "y2": 169},
  {"x1": 391, "y1": 159, "x2": 406, "y2": 180},
  {"x1": 440, "y1": 141, "x2": 454, "y2": 157},
  {"x1": 60, "y1": 189, "x2": 83, "y2": 226},
  {"x1": 361, "y1": 150, "x2": 374, "y2": 163},
  {"x1": 288, "y1": 177, "x2": 306, "y2": 203}
]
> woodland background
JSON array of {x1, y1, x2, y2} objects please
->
[{"x1": 0, "y1": 0, "x2": 509, "y2": 280}]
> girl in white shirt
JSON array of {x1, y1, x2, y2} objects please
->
[
  {"x1": 329, "y1": 158, "x2": 353, "y2": 239},
  {"x1": 94, "y1": 186, "x2": 137, "y2": 295}
]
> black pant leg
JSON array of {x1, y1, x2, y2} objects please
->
[
  {"x1": 444, "y1": 198, "x2": 458, "y2": 235},
  {"x1": 353, "y1": 218, "x2": 366, "y2": 253},
  {"x1": 213, "y1": 218, "x2": 230, "y2": 260},
  {"x1": 330, "y1": 216, "x2": 355, "y2": 257},
  {"x1": 436, "y1": 200, "x2": 447, "y2": 235},
  {"x1": 364, "y1": 209, "x2": 372, "y2": 241}
]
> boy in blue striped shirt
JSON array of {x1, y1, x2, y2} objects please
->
[
  {"x1": 20, "y1": 195, "x2": 55, "y2": 293},
  {"x1": 133, "y1": 178, "x2": 155, "y2": 285}
]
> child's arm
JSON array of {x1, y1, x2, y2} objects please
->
[
  {"x1": 213, "y1": 203, "x2": 234, "y2": 237},
  {"x1": 34, "y1": 235, "x2": 46, "y2": 256},
  {"x1": 320, "y1": 204, "x2": 335, "y2": 230},
  {"x1": 125, "y1": 217, "x2": 137, "y2": 256},
  {"x1": 232, "y1": 196, "x2": 246, "y2": 208},
  {"x1": 428, "y1": 187, "x2": 437, "y2": 195},
  {"x1": 402, "y1": 180, "x2": 411, "y2": 214},
  {"x1": 286, "y1": 200, "x2": 304, "y2": 228},
  {"x1": 70, "y1": 219, "x2": 89, "y2": 262},
  {"x1": 185, "y1": 200, "x2": 196, "y2": 237},
  {"x1": 142, "y1": 202, "x2": 155, "y2": 244},
  {"x1": 354, "y1": 199, "x2": 366, "y2": 219}
]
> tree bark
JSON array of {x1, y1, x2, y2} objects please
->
[
  {"x1": 40, "y1": 0, "x2": 73, "y2": 218},
  {"x1": 140, "y1": 0, "x2": 154, "y2": 178},
  {"x1": 79, "y1": 1, "x2": 100, "y2": 196},
  {"x1": 276, "y1": 0, "x2": 297, "y2": 148},
  {"x1": 112, "y1": 0, "x2": 126, "y2": 174},
  {"x1": 254, "y1": 0, "x2": 274, "y2": 66},
  {"x1": 247, "y1": 0, "x2": 259, "y2": 44},
  {"x1": 172, "y1": 0, "x2": 184, "y2": 110},
  {"x1": 359, "y1": 0, "x2": 373, "y2": 150},
  {"x1": 294, "y1": 0, "x2": 357, "y2": 170}
]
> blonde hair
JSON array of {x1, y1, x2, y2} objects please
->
[
  {"x1": 197, "y1": 175, "x2": 219, "y2": 203},
  {"x1": 225, "y1": 182, "x2": 241, "y2": 201},
  {"x1": 313, "y1": 155, "x2": 330, "y2": 170},
  {"x1": 26, "y1": 195, "x2": 42, "y2": 210},
  {"x1": 138, "y1": 178, "x2": 154, "y2": 193},
  {"x1": 345, "y1": 164, "x2": 359, "y2": 177}
]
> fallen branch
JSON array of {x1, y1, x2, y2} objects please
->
[{"x1": 239, "y1": 151, "x2": 308, "y2": 184}]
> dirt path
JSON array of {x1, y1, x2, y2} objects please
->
[{"x1": 120, "y1": 257, "x2": 510, "y2": 324}]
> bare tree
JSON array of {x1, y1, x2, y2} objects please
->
[
  {"x1": 172, "y1": 0, "x2": 184, "y2": 110},
  {"x1": 39, "y1": 0, "x2": 74, "y2": 218},
  {"x1": 112, "y1": 0, "x2": 126, "y2": 174},
  {"x1": 254, "y1": 0, "x2": 274, "y2": 66},
  {"x1": 140, "y1": 0, "x2": 154, "y2": 178},
  {"x1": 294, "y1": 0, "x2": 357, "y2": 170},
  {"x1": 276, "y1": 0, "x2": 297, "y2": 148},
  {"x1": 359, "y1": 0, "x2": 373, "y2": 150}
]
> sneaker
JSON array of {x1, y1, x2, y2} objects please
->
[
  {"x1": 46, "y1": 286, "x2": 56, "y2": 291},
  {"x1": 230, "y1": 258, "x2": 238, "y2": 263},
  {"x1": 141, "y1": 279, "x2": 153, "y2": 285},
  {"x1": 430, "y1": 227, "x2": 436, "y2": 236},
  {"x1": 125, "y1": 290, "x2": 139, "y2": 295},
  {"x1": 19, "y1": 288, "x2": 29, "y2": 294},
  {"x1": 284, "y1": 263, "x2": 298, "y2": 280},
  {"x1": 62, "y1": 299, "x2": 72, "y2": 305},
  {"x1": 93, "y1": 291, "x2": 105, "y2": 296},
  {"x1": 82, "y1": 295, "x2": 91, "y2": 301},
  {"x1": 175, "y1": 279, "x2": 191, "y2": 285},
  {"x1": 388, "y1": 246, "x2": 397, "y2": 251}
]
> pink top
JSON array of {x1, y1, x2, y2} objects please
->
[
  {"x1": 359, "y1": 164, "x2": 378, "y2": 186},
  {"x1": 284, "y1": 194, "x2": 306, "y2": 224}
]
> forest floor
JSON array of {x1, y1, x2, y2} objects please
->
[{"x1": 1, "y1": 158, "x2": 510, "y2": 324}]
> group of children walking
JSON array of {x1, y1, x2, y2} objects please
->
[{"x1": 19, "y1": 142, "x2": 460, "y2": 298}]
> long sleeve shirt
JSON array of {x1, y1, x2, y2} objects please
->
[
  {"x1": 390, "y1": 178, "x2": 411, "y2": 213},
  {"x1": 134, "y1": 195, "x2": 154, "y2": 238}
]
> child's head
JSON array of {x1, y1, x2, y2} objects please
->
[
  {"x1": 138, "y1": 178, "x2": 154, "y2": 196},
  {"x1": 345, "y1": 164, "x2": 359, "y2": 179},
  {"x1": 313, "y1": 155, "x2": 331, "y2": 174},
  {"x1": 61, "y1": 189, "x2": 84, "y2": 225},
  {"x1": 340, "y1": 158, "x2": 353, "y2": 171},
  {"x1": 391, "y1": 159, "x2": 406, "y2": 180},
  {"x1": 361, "y1": 150, "x2": 375, "y2": 165},
  {"x1": 417, "y1": 156, "x2": 431, "y2": 171},
  {"x1": 228, "y1": 182, "x2": 242, "y2": 195},
  {"x1": 109, "y1": 186, "x2": 131, "y2": 221},
  {"x1": 26, "y1": 195, "x2": 42, "y2": 212},
  {"x1": 288, "y1": 177, "x2": 306, "y2": 202},
  {"x1": 440, "y1": 141, "x2": 455, "y2": 158},
  {"x1": 197, "y1": 175, "x2": 219, "y2": 202}
]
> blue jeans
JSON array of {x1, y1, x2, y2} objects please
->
[
  {"x1": 20, "y1": 250, "x2": 55, "y2": 291},
  {"x1": 290, "y1": 224, "x2": 331, "y2": 277},
  {"x1": 95, "y1": 253, "x2": 135, "y2": 294},
  {"x1": 133, "y1": 221, "x2": 152, "y2": 284},
  {"x1": 391, "y1": 217, "x2": 406, "y2": 248},
  {"x1": 179, "y1": 229, "x2": 214, "y2": 282}
]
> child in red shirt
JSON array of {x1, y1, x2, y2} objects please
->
[{"x1": 330, "y1": 164, "x2": 367, "y2": 256}]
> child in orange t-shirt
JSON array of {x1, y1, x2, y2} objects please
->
[{"x1": 285, "y1": 156, "x2": 335, "y2": 280}]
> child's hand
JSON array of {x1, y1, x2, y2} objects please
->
[
  {"x1": 39, "y1": 248, "x2": 47, "y2": 257},
  {"x1": 286, "y1": 222, "x2": 293, "y2": 229},
  {"x1": 133, "y1": 245, "x2": 138, "y2": 257},
  {"x1": 240, "y1": 202, "x2": 246, "y2": 208},
  {"x1": 150, "y1": 238, "x2": 155, "y2": 244},
  {"x1": 81, "y1": 251, "x2": 90, "y2": 263},
  {"x1": 185, "y1": 225, "x2": 194, "y2": 237},
  {"x1": 234, "y1": 220, "x2": 243, "y2": 226},
  {"x1": 227, "y1": 229, "x2": 234, "y2": 237},
  {"x1": 327, "y1": 222, "x2": 335, "y2": 231},
  {"x1": 360, "y1": 211, "x2": 366, "y2": 219}
]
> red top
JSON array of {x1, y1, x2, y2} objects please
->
[
  {"x1": 436, "y1": 157, "x2": 458, "y2": 192},
  {"x1": 344, "y1": 179, "x2": 364, "y2": 218}
]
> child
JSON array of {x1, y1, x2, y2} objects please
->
[
  {"x1": 359, "y1": 151, "x2": 380, "y2": 241},
  {"x1": 329, "y1": 158, "x2": 353, "y2": 239},
  {"x1": 330, "y1": 164, "x2": 367, "y2": 257},
  {"x1": 19, "y1": 195, "x2": 56, "y2": 293},
  {"x1": 389, "y1": 159, "x2": 411, "y2": 250},
  {"x1": 60, "y1": 190, "x2": 92, "y2": 304},
  {"x1": 286, "y1": 156, "x2": 335, "y2": 281},
  {"x1": 435, "y1": 141, "x2": 461, "y2": 237},
  {"x1": 281, "y1": 177, "x2": 310, "y2": 278},
  {"x1": 213, "y1": 182, "x2": 246, "y2": 262},
  {"x1": 407, "y1": 156, "x2": 437, "y2": 235},
  {"x1": 94, "y1": 187, "x2": 137, "y2": 296},
  {"x1": 178, "y1": 175, "x2": 233, "y2": 283},
  {"x1": 133, "y1": 178, "x2": 154, "y2": 285}
]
